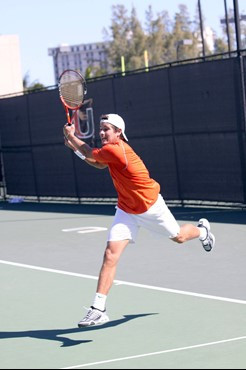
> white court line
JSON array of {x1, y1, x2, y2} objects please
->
[
  {"x1": 172, "y1": 209, "x2": 237, "y2": 215},
  {"x1": 61, "y1": 335, "x2": 246, "y2": 369},
  {"x1": 62, "y1": 226, "x2": 107, "y2": 234},
  {"x1": 0, "y1": 259, "x2": 246, "y2": 305},
  {"x1": 0, "y1": 259, "x2": 98, "y2": 280}
]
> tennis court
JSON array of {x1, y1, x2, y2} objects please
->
[{"x1": 0, "y1": 201, "x2": 246, "y2": 369}]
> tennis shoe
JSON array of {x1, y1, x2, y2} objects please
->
[
  {"x1": 197, "y1": 218, "x2": 215, "y2": 252},
  {"x1": 78, "y1": 306, "x2": 109, "y2": 328}
]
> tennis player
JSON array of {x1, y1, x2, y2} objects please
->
[{"x1": 63, "y1": 113, "x2": 215, "y2": 328}]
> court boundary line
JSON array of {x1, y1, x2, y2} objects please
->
[
  {"x1": 1, "y1": 259, "x2": 246, "y2": 305},
  {"x1": 61, "y1": 335, "x2": 246, "y2": 369}
]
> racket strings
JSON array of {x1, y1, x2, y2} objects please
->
[
  {"x1": 59, "y1": 71, "x2": 85, "y2": 109},
  {"x1": 60, "y1": 84, "x2": 84, "y2": 107}
]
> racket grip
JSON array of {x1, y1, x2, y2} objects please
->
[
  {"x1": 67, "y1": 114, "x2": 71, "y2": 126},
  {"x1": 65, "y1": 106, "x2": 71, "y2": 125}
]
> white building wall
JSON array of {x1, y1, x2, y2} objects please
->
[
  {"x1": 48, "y1": 42, "x2": 109, "y2": 84},
  {"x1": 0, "y1": 35, "x2": 23, "y2": 96}
]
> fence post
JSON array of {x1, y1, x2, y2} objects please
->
[
  {"x1": 26, "y1": 93, "x2": 40, "y2": 201},
  {"x1": 0, "y1": 129, "x2": 7, "y2": 201},
  {"x1": 167, "y1": 67, "x2": 183, "y2": 204}
]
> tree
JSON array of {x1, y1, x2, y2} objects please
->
[
  {"x1": 104, "y1": 4, "x2": 131, "y2": 72},
  {"x1": 104, "y1": 3, "x2": 206, "y2": 71},
  {"x1": 85, "y1": 65, "x2": 107, "y2": 79},
  {"x1": 170, "y1": 4, "x2": 198, "y2": 61},
  {"x1": 212, "y1": 7, "x2": 246, "y2": 55},
  {"x1": 220, "y1": 7, "x2": 236, "y2": 52},
  {"x1": 213, "y1": 37, "x2": 228, "y2": 54},
  {"x1": 23, "y1": 72, "x2": 45, "y2": 92},
  {"x1": 103, "y1": 2, "x2": 238, "y2": 73},
  {"x1": 104, "y1": 5, "x2": 148, "y2": 72},
  {"x1": 128, "y1": 7, "x2": 146, "y2": 70},
  {"x1": 145, "y1": 6, "x2": 170, "y2": 66}
]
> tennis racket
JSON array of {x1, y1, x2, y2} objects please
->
[{"x1": 58, "y1": 69, "x2": 87, "y2": 125}]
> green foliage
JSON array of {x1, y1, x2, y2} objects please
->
[
  {"x1": 85, "y1": 66, "x2": 107, "y2": 79},
  {"x1": 105, "y1": 5, "x2": 147, "y2": 72},
  {"x1": 23, "y1": 72, "x2": 46, "y2": 92},
  {"x1": 145, "y1": 6, "x2": 170, "y2": 65},
  {"x1": 213, "y1": 38, "x2": 228, "y2": 54},
  {"x1": 104, "y1": 2, "x2": 235, "y2": 73}
]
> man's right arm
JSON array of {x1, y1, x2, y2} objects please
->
[{"x1": 64, "y1": 124, "x2": 107, "y2": 170}]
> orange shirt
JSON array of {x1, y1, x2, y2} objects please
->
[{"x1": 92, "y1": 140, "x2": 160, "y2": 214}]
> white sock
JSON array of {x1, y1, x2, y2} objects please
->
[
  {"x1": 198, "y1": 226, "x2": 207, "y2": 240},
  {"x1": 92, "y1": 293, "x2": 107, "y2": 311}
]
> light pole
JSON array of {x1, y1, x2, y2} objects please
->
[
  {"x1": 176, "y1": 39, "x2": 193, "y2": 61},
  {"x1": 220, "y1": 0, "x2": 246, "y2": 55},
  {"x1": 198, "y1": 0, "x2": 206, "y2": 59},
  {"x1": 223, "y1": 0, "x2": 232, "y2": 55},
  {"x1": 233, "y1": 0, "x2": 242, "y2": 55}
]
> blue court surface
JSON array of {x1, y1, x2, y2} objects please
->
[{"x1": 0, "y1": 202, "x2": 245, "y2": 369}]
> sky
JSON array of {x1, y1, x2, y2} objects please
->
[{"x1": 1, "y1": 0, "x2": 245, "y2": 87}]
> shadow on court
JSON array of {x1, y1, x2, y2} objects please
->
[
  {"x1": 1, "y1": 201, "x2": 245, "y2": 224},
  {"x1": 0, "y1": 313, "x2": 157, "y2": 348}
]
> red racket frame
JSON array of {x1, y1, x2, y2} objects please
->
[{"x1": 58, "y1": 69, "x2": 87, "y2": 125}]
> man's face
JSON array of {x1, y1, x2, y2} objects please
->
[{"x1": 99, "y1": 122, "x2": 121, "y2": 146}]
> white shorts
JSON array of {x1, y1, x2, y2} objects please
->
[{"x1": 107, "y1": 194, "x2": 180, "y2": 243}]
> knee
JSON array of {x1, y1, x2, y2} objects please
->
[{"x1": 103, "y1": 247, "x2": 118, "y2": 266}]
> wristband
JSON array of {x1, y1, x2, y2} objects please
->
[{"x1": 74, "y1": 150, "x2": 86, "y2": 160}]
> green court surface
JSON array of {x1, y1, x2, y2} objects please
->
[
  {"x1": 0, "y1": 202, "x2": 246, "y2": 369},
  {"x1": 1, "y1": 262, "x2": 246, "y2": 369}
]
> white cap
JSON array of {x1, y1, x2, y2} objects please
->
[{"x1": 100, "y1": 114, "x2": 128, "y2": 141}]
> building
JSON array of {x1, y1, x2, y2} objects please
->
[
  {"x1": 0, "y1": 34, "x2": 23, "y2": 97},
  {"x1": 48, "y1": 41, "x2": 109, "y2": 85}
]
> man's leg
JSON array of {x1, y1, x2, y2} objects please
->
[
  {"x1": 171, "y1": 219, "x2": 215, "y2": 252},
  {"x1": 97, "y1": 240, "x2": 130, "y2": 295},
  {"x1": 172, "y1": 223, "x2": 200, "y2": 243},
  {"x1": 78, "y1": 240, "x2": 129, "y2": 327}
]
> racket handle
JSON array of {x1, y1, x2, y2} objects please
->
[{"x1": 65, "y1": 106, "x2": 71, "y2": 126}]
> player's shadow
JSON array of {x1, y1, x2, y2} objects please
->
[{"x1": 0, "y1": 313, "x2": 157, "y2": 347}]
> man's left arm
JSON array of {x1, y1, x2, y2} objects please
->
[{"x1": 63, "y1": 123, "x2": 93, "y2": 158}]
